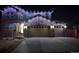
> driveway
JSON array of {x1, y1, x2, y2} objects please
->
[{"x1": 12, "y1": 37, "x2": 79, "y2": 53}]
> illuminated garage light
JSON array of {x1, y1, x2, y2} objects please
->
[
  {"x1": 64, "y1": 25, "x2": 67, "y2": 28},
  {"x1": 20, "y1": 23, "x2": 24, "y2": 33},
  {"x1": 50, "y1": 25, "x2": 54, "y2": 29},
  {"x1": 24, "y1": 26, "x2": 27, "y2": 29}
]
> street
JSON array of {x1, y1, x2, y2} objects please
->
[{"x1": 12, "y1": 37, "x2": 79, "y2": 53}]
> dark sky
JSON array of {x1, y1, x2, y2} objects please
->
[{"x1": 0, "y1": 5, "x2": 79, "y2": 24}]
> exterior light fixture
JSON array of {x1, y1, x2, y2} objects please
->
[
  {"x1": 50, "y1": 25, "x2": 54, "y2": 29},
  {"x1": 63, "y1": 25, "x2": 67, "y2": 28},
  {"x1": 24, "y1": 26, "x2": 28, "y2": 29}
]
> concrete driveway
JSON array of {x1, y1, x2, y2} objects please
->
[{"x1": 12, "y1": 37, "x2": 79, "y2": 53}]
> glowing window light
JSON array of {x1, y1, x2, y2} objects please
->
[
  {"x1": 50, "y1": 25, "x2": 54, "y2": 29},
  {"x1": 20, "y1": 23, "x2": 24, "y2": 33}
]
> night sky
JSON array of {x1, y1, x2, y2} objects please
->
[{"x1": 0, "y1": 5, "x2": 79, "y2": 24}]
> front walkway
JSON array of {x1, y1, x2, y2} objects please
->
[{"x1": 12, "y1": 37, "x2": 79, "y2": 53}]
